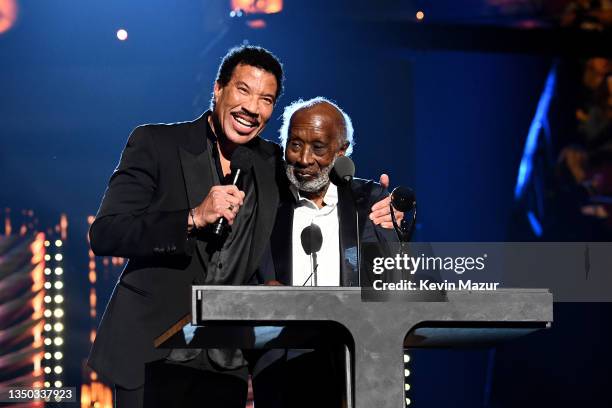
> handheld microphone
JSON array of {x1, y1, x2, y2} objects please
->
[
  {"x1": 390, "y1": 186, "x2": 417, "y2": 242},
  {"x1": 212, "y1": 146, "x2": 254, "y2": 236},
  {"x1": 300, "y1": 224, "x2": 323, "y2": 286},
  {"x1": 391, "y1": 186, "x2": 416, "y2": 213}
]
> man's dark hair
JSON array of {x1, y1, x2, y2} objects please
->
[{"x1": 211, "y1": 45, "x2": 284, "y2": 109}]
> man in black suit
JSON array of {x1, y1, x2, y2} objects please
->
[
  {"x1": 89, "y1": 47, "x2": 400, "y2": 408},
  {"x1": 88, "y1": 45, "x2": 285, "y2": 408},
  {"x1": 253, "y1": 97, "x2": 397, "y2": 408}
]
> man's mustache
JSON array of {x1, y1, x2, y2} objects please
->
[{"x1": 233, "y1": 109, "x2": 260, "y2": 125}]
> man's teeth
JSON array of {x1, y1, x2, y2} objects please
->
[{"x1": 235, "y1": 116, "x2": 256, "y2": 127}]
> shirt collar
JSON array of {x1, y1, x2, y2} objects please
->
[{"x1": 292, "y1": 182, "x2": 338, "y2": 208}]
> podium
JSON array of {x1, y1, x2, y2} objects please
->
[{"x1": 156, "y1": 286, "x2": 552, "y2": 408}]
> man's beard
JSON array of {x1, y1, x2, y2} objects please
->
[{"x1": 285, "y1": 157, "x2": 337, "y2": 193}]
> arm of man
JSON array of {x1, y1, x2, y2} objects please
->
[
  {"x1": 89, "y1": 126, "x2": 193, "y2": 258},
  {"x1": 89, "y1": 126, "x2": 244, "y2": 258}
]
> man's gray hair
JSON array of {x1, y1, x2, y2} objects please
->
[{"x1": 278, "y1": 97, "x2": 354, "y2": 156}]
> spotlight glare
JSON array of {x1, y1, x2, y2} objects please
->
[
  {"x1": 44, "y1": 381, "x2": 51, "y2": 388},
  {"x1": 53, "y1": 337, "x2": 63, "y2": 346},
  {"x1": 44, "y1": 338, "x2": 52, "y2": 346},
  {"x1": 44, "y1": 352, "x2": 52, "y2": 359},
  {"x1": 54, "y1": 254, "x2": 63, "y2": 261},
  {"x1": 55, "y1": 267, "x2": 63, "y2": 275},
  {"x1": 44, "y1": 282, "x2": 52, "y2": 289},
  {"x1": 116, "y1": 29, "x2": 128, "y2": 41},
  {"x1": 44, "y1": 296, "x2": 52, "y2": 303},
  {"x1": 416, "y1": 10, "x2": 425, "y2": 20},
  {"x1": 404, "y1": 369, "x2": 410, "y2": 377},
  {"x1": 44, "y1": 241, "x2": 50, "y2": 247},
  {"x1": 44, "y1": 268, "x2": 51, "y2": 275},
  {"x1": 404, "y1": 354, "x2": 410, "y2": 363},
  {"x1": 54, "y1": 351, "x2": 63, "y2": 360},
  {"x1": 54, "y1": 366, "x2": 63, "y2": 374},
  {"x1": 44, "y1": 254, "x2": 51, "y2": 261},
  {"x1": 44, "y1": 323, "x2": 52, "y2": 331},
  {"x1": 55, "y1": 240, "x2": 62, "y2": 247},
  {"x1": 44, "y1": 366, "x2": 51, "y2": 374},
  {"x1": 54, "y1": 381, "x2": 63, "y2": 388},
  {"x1": 44, "y1": 310, "x2": 52, "y2": 318},
  {"x1": 54, "y1": 295, "x2": 64, "y2": 304},
  {"x1": 54, "y1": 308, "x2": 64, "y2": 318},
  {"x1": 54, "y1": 322, "x2": 64, "y2": 332},
  {"x1": 54, "y1": 281, "x2": 64, "y2": 289}
]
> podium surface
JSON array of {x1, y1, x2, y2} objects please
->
[{"x1": 159, "y1": 286, "x2": 553, "y2": 408}]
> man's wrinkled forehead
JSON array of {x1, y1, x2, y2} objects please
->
[{"x1": 289, "y1": 105, "x2": 343, "y2": 134}]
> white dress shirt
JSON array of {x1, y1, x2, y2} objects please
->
[{"x1": 291, "y1": 183, "x2": 341, "y2": 286}]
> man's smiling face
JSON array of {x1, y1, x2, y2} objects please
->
[{"x1": 212, "y1": 63, "x2": 277, "y2": 146}]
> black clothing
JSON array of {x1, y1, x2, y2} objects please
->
[{"x1": 88, "y1": 111, "x2": 282, "y2": 389}]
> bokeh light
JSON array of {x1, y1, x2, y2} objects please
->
[
  {"x1": 0, "y1": 0, "x2": 18, "y2": 34},
  {"x1": 116, "y1": 29, "x2": 128, "y2": 41}
]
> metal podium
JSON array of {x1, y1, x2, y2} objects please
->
[{"x1": 156, "y1": 286, "x2": 552, "y2": 408}]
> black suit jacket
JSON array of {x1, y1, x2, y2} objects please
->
[
  {"x1": 264, "y1": 178, "x2": 396, "y2": 287},
  {"x1": 88, "y1": 112, "x2": 282, "y2": 388}
]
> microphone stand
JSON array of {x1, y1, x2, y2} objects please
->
[
  {"x1": 344, "y1": 177, "x2": 361, "y2": 286},
  {"x1": 312, "y1": 252, "x2": 318, "y2": 286}
]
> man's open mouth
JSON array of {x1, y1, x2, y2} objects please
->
[{"x1": 231, "y1": 112, "x2": 259, "y2": 129}]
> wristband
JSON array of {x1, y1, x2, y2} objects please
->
[{"x1": 190, "y1": 208, "x2": 198, "y2": 229}]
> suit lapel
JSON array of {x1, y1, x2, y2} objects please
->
[
  {"x1": 179, "y1": 148, "x2": 213, "y2": 209},
  {"x1": 178, "y1": 114, "x2": 213, "y2": 209},
  {"x1": 270, "y1": 200, "x2": 294, "y2": 285},
  {"x1": 247, "y1": 145, "x2": 280, "y2": 276},
  {"x1": 337, "y1": 183, "x2": 368, "y2": 286},
  {"x1": 178, "y1": 114, "x2": 214, "y2": 265}
]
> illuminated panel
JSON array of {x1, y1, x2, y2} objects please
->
[
  {"x1": 0, "y1": 211, "x2": 45, "y2": 391},
  {"x1": 82, "y1": 215, "x2": 113, "y2": 407},
  {"x1": 31, "y1": 233, "x2": 46, "y2": 385},
  {"x1": 42, "y1": 230, "x2": 66, "y2": 389},
  {"x1": 231, "y1": 0, "x2": 282, "y2": 14},
  {"x1": 247, "y1": 19, "x2": 267, "y2": 29},
  {"x1": 4, "y1": 208, "x2": 11, "y2": 235},
  {"x1": 404, "y1": 353, "x2": 411, "y2": 405}
]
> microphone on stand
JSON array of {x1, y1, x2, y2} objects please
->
[
  {"x1": 212, "y1": 146, "x2": 254, "y2": 236},
  {"x1": 330, "y1": 156, "x2": 355, "y2": 186},
  {"x1": 300, "y1": 223, "x2": 323, "y2": 286},
  {"x1": 390, "y1": 186, "x2": 417, "y2": 242}
]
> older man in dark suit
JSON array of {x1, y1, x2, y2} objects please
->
[{"x1": 254, "y1": 97, "x2": 398, "y2": 408}]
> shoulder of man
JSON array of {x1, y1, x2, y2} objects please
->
[
  {"x1": 350, "y1": 177, "x2": 388, "y2": 201},
  {"x1": 249, "y1": 137, "x2": 281, "y2": 160},
  {"x1": 124, "y1": 115, "x2": 207, "y2": 152}
]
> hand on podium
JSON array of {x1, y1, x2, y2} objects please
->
[{"x1": 264, "y1": 280, "x2": 284, "y2": 286}]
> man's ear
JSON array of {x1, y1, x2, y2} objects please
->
[
  {"x1": 338, "y1": 141, "x2": 349, "y2": 156},
  {"x1": 213, "y1": 81, "x2": 222, "y2": 103}
]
